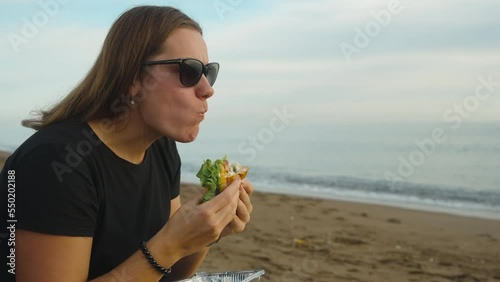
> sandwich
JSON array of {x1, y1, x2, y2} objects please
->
[{"x1": 196, "y1": 156, "x2": 249, "y2": 202}]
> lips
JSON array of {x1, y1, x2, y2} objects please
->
[
  {"x1": 197, "y1": 109, "x2": 207, "y2": 121},
  {"x1": 198, "y1": 108, "x2": 208, "y2": 115}
]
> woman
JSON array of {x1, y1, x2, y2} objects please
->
[{"x1": 0, "y1": 6, "x2": 254, "y2": 281}]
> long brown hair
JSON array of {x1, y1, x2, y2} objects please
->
[{"x1": 22, "y1": 6, "x2": 202, "y2": 130}]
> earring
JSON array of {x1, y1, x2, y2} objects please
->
[{"x1": 130, "y1": 100, "x2": 136, "y2": 105}]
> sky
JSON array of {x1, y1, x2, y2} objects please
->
[{"x1": 1, "y1": 0, "x2": 500, "y2": 146}]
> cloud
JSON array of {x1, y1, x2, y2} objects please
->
[
  {"x1": 200, "y1": 0, "x2": 500, "y2": 122},
  {"x1": 1, "y1": 0, "x2": 499, "y2": 129}
]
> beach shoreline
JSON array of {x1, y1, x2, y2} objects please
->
[{"x1": 183, "y1": 180, "x2": 500, "y2": 221}]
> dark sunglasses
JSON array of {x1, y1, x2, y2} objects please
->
[{"x1": 143, "y1": 58, "x2": 220, "y2": 87}]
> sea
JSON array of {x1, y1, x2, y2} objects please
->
[{"x1": 2, "y1": 121, "x2": 499, "y2": 219}]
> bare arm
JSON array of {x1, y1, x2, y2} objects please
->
[
  {"x1": 16, "y1": 230, "x2": 93, "y2": 282},
  {"x1": 164, "y1": 196, "x2": 209, "y2": 281},
  {"x1": 16, "y1": 229, "x2": 177, "y2": 282}
]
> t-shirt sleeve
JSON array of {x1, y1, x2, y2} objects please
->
[{"x1": 14, "y1": 144, "x2": 99, "y2": 237}]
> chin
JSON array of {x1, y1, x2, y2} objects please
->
[
  {"x1": 176, "y1": 127, "x2": 200, "y2": 143},
  {"x1": 177, "y1": 136, "x2": 197, "y2": 143}
]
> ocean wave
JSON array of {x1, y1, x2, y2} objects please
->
[{"x1": 181, "y1": 161, "x2": 500, "y2": 208}]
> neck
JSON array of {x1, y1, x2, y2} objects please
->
[{"x1": 87, "y1": 110, "x2": 159, "y2": 165}]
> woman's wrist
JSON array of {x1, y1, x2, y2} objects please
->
[
  {"x1": 145, "y1": 231, "x2": 183, "y2": 271},
  {"x1": 140, "y1": 241, "x2": 172, "y2": 275}
]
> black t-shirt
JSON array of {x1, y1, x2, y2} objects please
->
[{"x1": 0, "y1": 120, "x2": 181, "y2": 280}]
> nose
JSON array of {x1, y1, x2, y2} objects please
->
[{"x1": 196, "y1": 75, "x2": 214, "y2": 99}]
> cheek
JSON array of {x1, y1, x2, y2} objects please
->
[
  {"x1": 163, "y1": 93, "x2": 193, "y2": 118},
  {"x1": 140, "y1": 90, "x2": 197, "y2": 129}
]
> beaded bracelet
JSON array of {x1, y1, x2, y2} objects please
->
[{"x1": 139, "y1": 241, "x2": 172, "y2": 276}]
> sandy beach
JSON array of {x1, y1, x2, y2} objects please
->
[
  {"x1": 0, "y1": 151, "x2": 9, "y2": 167},
  {"x1": 180, "y1": 184, "x2": 500, "y2": 282},
  {"x1": 1, "y1": 152, "x2": 499, "y2": 281}
]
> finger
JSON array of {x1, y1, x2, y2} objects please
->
[
  {"x1": 228, "y1": 215, "x2": 246, "y2": 233},
  {"x1": 216, "y1": 196, "x2": 239, "y2": 229},
  {"x1": 240, "y1": 188, "x2": 252, "y2": 208},
  {"x1": 241, "y1": 179, "x2": 254, "y2": 196},
  {"x1": 214, "y1": 188, "x2": 239, "y2": 218},
  {"x1": 202, "y1": 178, "x2": 241, "y2": 211},
  {"x1": 236, "y1": 198, "x2": 251, "y2": 224},
  {"x1": 239, "y1": 187, "x2": 253, "y2": 214},
  {"x1": 240, "y1": 188, "x2": 253, "y2": 214}
]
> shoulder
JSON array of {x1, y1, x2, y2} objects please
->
[
  {"x1": 13, "y1": 120, "x2": 93, "y2": 155},
  {"x1": 5, "y1": 121, "x2": 96, "y2": 182},
  {"x1": 1, "y1": 122, "x2": 101, "y2": 236}
]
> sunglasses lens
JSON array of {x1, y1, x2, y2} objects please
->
[
  {"x1": 206, "y1": 63, "x2": 220, "y2": 86},
  {"x1": 180, "y1": 59, "x2": 203, "y2": 87}
]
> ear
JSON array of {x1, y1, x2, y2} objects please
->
[{"x1": 129, "y1": 78, "x2": 144, "y2": 103}]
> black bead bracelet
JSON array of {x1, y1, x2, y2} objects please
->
[{"x1": 139, "y1": 241, "x2": 172, "y2": 276}]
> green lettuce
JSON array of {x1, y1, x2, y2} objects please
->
[{"x1": 196, "y1": 159, "x2": 223, "y2": 202}]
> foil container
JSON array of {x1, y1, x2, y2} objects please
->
[{"x1": 175, "y1": 269, "x2": 265, "y2": 282}]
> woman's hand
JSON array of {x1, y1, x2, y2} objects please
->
[
  {"x1": 220, "y1": 178, "x2": 254, "y2": 238},
  {"x1": 158, "y1": 179, "x2": 241, "y2": 259}
]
